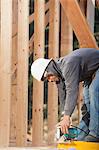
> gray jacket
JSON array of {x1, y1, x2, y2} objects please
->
[{"x1": 46, "y1": 48, "x2": 99, "y2": 116}]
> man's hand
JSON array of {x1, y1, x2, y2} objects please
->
[{"x1": 57, "y1": 115, "x2": 71, "y2": 134}]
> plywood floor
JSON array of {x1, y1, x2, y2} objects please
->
[{"x1": 0, "y1": 148, "x2": 58, "y2": 150}]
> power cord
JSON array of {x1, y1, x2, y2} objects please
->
[{"x1": 71, "y1": 125, "x2": 98, "y2": 140}]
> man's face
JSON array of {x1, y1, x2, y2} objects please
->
[{"x1": 47, "y1": 74, "x2": 59, "y2": 82}]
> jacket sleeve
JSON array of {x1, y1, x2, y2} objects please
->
[
  {"x1": 56, "y1": 80, "x2": 66, "y2": 113},
  {"x1": 62, "y1": 61, "x2": 80, "y2": 116}
]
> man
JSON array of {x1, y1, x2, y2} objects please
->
[{"x1": 31, "y1": 48, "x2": 99, "y2": 142}]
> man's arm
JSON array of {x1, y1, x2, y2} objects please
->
[
  {"x1": 62, "y1": 59, "x2": 80, "y2": 116},
  {"x1": 58, "y1": 60, "x2": 80, "y2": 134},
  {"x1": 56, "y1": 79, "x2": 71, "y2": 134},
  {"x1": 56, "y1": 79, "x2": 66, "y2": 113}
]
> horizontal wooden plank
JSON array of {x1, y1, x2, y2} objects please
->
[{"x1": 0, "y1": 148, "x2": 55, "y2": 150}]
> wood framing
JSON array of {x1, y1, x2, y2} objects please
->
[
  {"x1": 60, "y1": 7, "x2": 73, "y2": 56},
  {"x1": 0, "y1": 0, "x2": 98, "y2": 147},
  {"x1": 48, "y1": 0, "x2": 60, "y2": 144},
  {"x1": 0, "y1": 0, "x2": 12, "y2": 146},
  {"x1": 29, "y1": 10, "x2": 49, "y2": 55},
  {"x1": 29, "y1": 6, "x2": 49, "y2": 55},
  {"x1": 29, "y1": 1, "x2": 49, "y2": 24},
  {"x1": 59, "y1": 0, "x2": 98, "y2": 49},
  {"x1": 32, "y1": 0, "x2": 45, "y2": 146},
  {"x1": 10, "y1": 0, "x2": 18, "y2": 145},
  {"x1": 16, "y1": 0, "x2": 29, "y2": 146}
]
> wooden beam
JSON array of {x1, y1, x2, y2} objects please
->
[
  {"x1": 29, "y1": 10, "x2": 49, "y2": 55},
  {"x1": 32, "y1": 0, "x2": 45, "y2": 146},
  {"x1": 29, "y1": 1, "x2": 49, "y2": 24},
  {"x1": 10, "y1": 0, "x2": 18, "y2": 145},
  {"x1": 60, "y1": 7, "x2": 73, "y2": 56},
  {"x1": 16, "y1": 0, "x2": 29, "y2": 146},
  {"x1": 0, "y1": 0, "x2": 12, "y2": 146},
  {"x1": 48, "y1": 0, "x2": 60, "y2": 145},
  {"x1": 49, "y1": 0, "x2": 60, "y2": 58},
  {"x1": 29, "y1": 1, "x2": 50, "y2": 55},
  {"x1": 59, "y1": 0, "x2": 98, "y2": 49}
]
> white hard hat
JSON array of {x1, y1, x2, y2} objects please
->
[{"x1": 31, "y1": 58, "x2": 53, "y2": 81}]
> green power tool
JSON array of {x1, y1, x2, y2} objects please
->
[
  {"x1": 63, "y1": 128, "x2": 78, "y2": 140},
  {"x1": 56, "y1": 127, "x2": 78, "y2": 142}
]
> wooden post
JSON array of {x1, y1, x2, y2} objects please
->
[
  {"x1": 0, "y1": 0, "x2": 12, "y2": 146},
  {"x1": 16, "y1": 0, "x2": 29, "y2": 146},
  {"x1": 32, "y1": 0, "x2": 45, "y2": 146},
  {"x1": 60, "y1": 7, "x2": 73, "y2": 56},
  {"x1": 48, "y1": 0, "x2": 60, "y2": 144},
  {"x1": 10, "y1": 0, "x2": 18, "y2": 145},
  {"x1": 59, "y1": 0, "x2": 98, "y2": 49},
  {"x1": 87, "y1": 0, "x2": 95, "y2": 33}
]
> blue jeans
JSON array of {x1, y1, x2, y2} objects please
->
[{"x1": 77, "y1": 68, "x2": 99, "y2": 140}]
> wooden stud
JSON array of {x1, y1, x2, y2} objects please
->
[
  {"x1": 29, "y1": 10, "x2": 49, "y2": 55},
  {"x1": 60, "y1": 7, "x2": 73, "y2": 56},
  {"x1": 59, "y1": 0, "x2": 98, "y2": 49},
  {"x1": 29, "y1": 1, "x2": 49, "y2": 24},
  {"x1": 32, "y1": 0, "x2": 45, "y2": 146},
  {"x1": 48, "y1": 0, "x2": 60, "y2": 144},
  {"x1": 10, "y1": 0, "x2": 18, "y2": 145},
  {"x1": 16, "y1": 0, "x2": 29, "y2": 146},
  {"x1": 0, "y1": 0, "x2": 12, "y2": 146}
]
